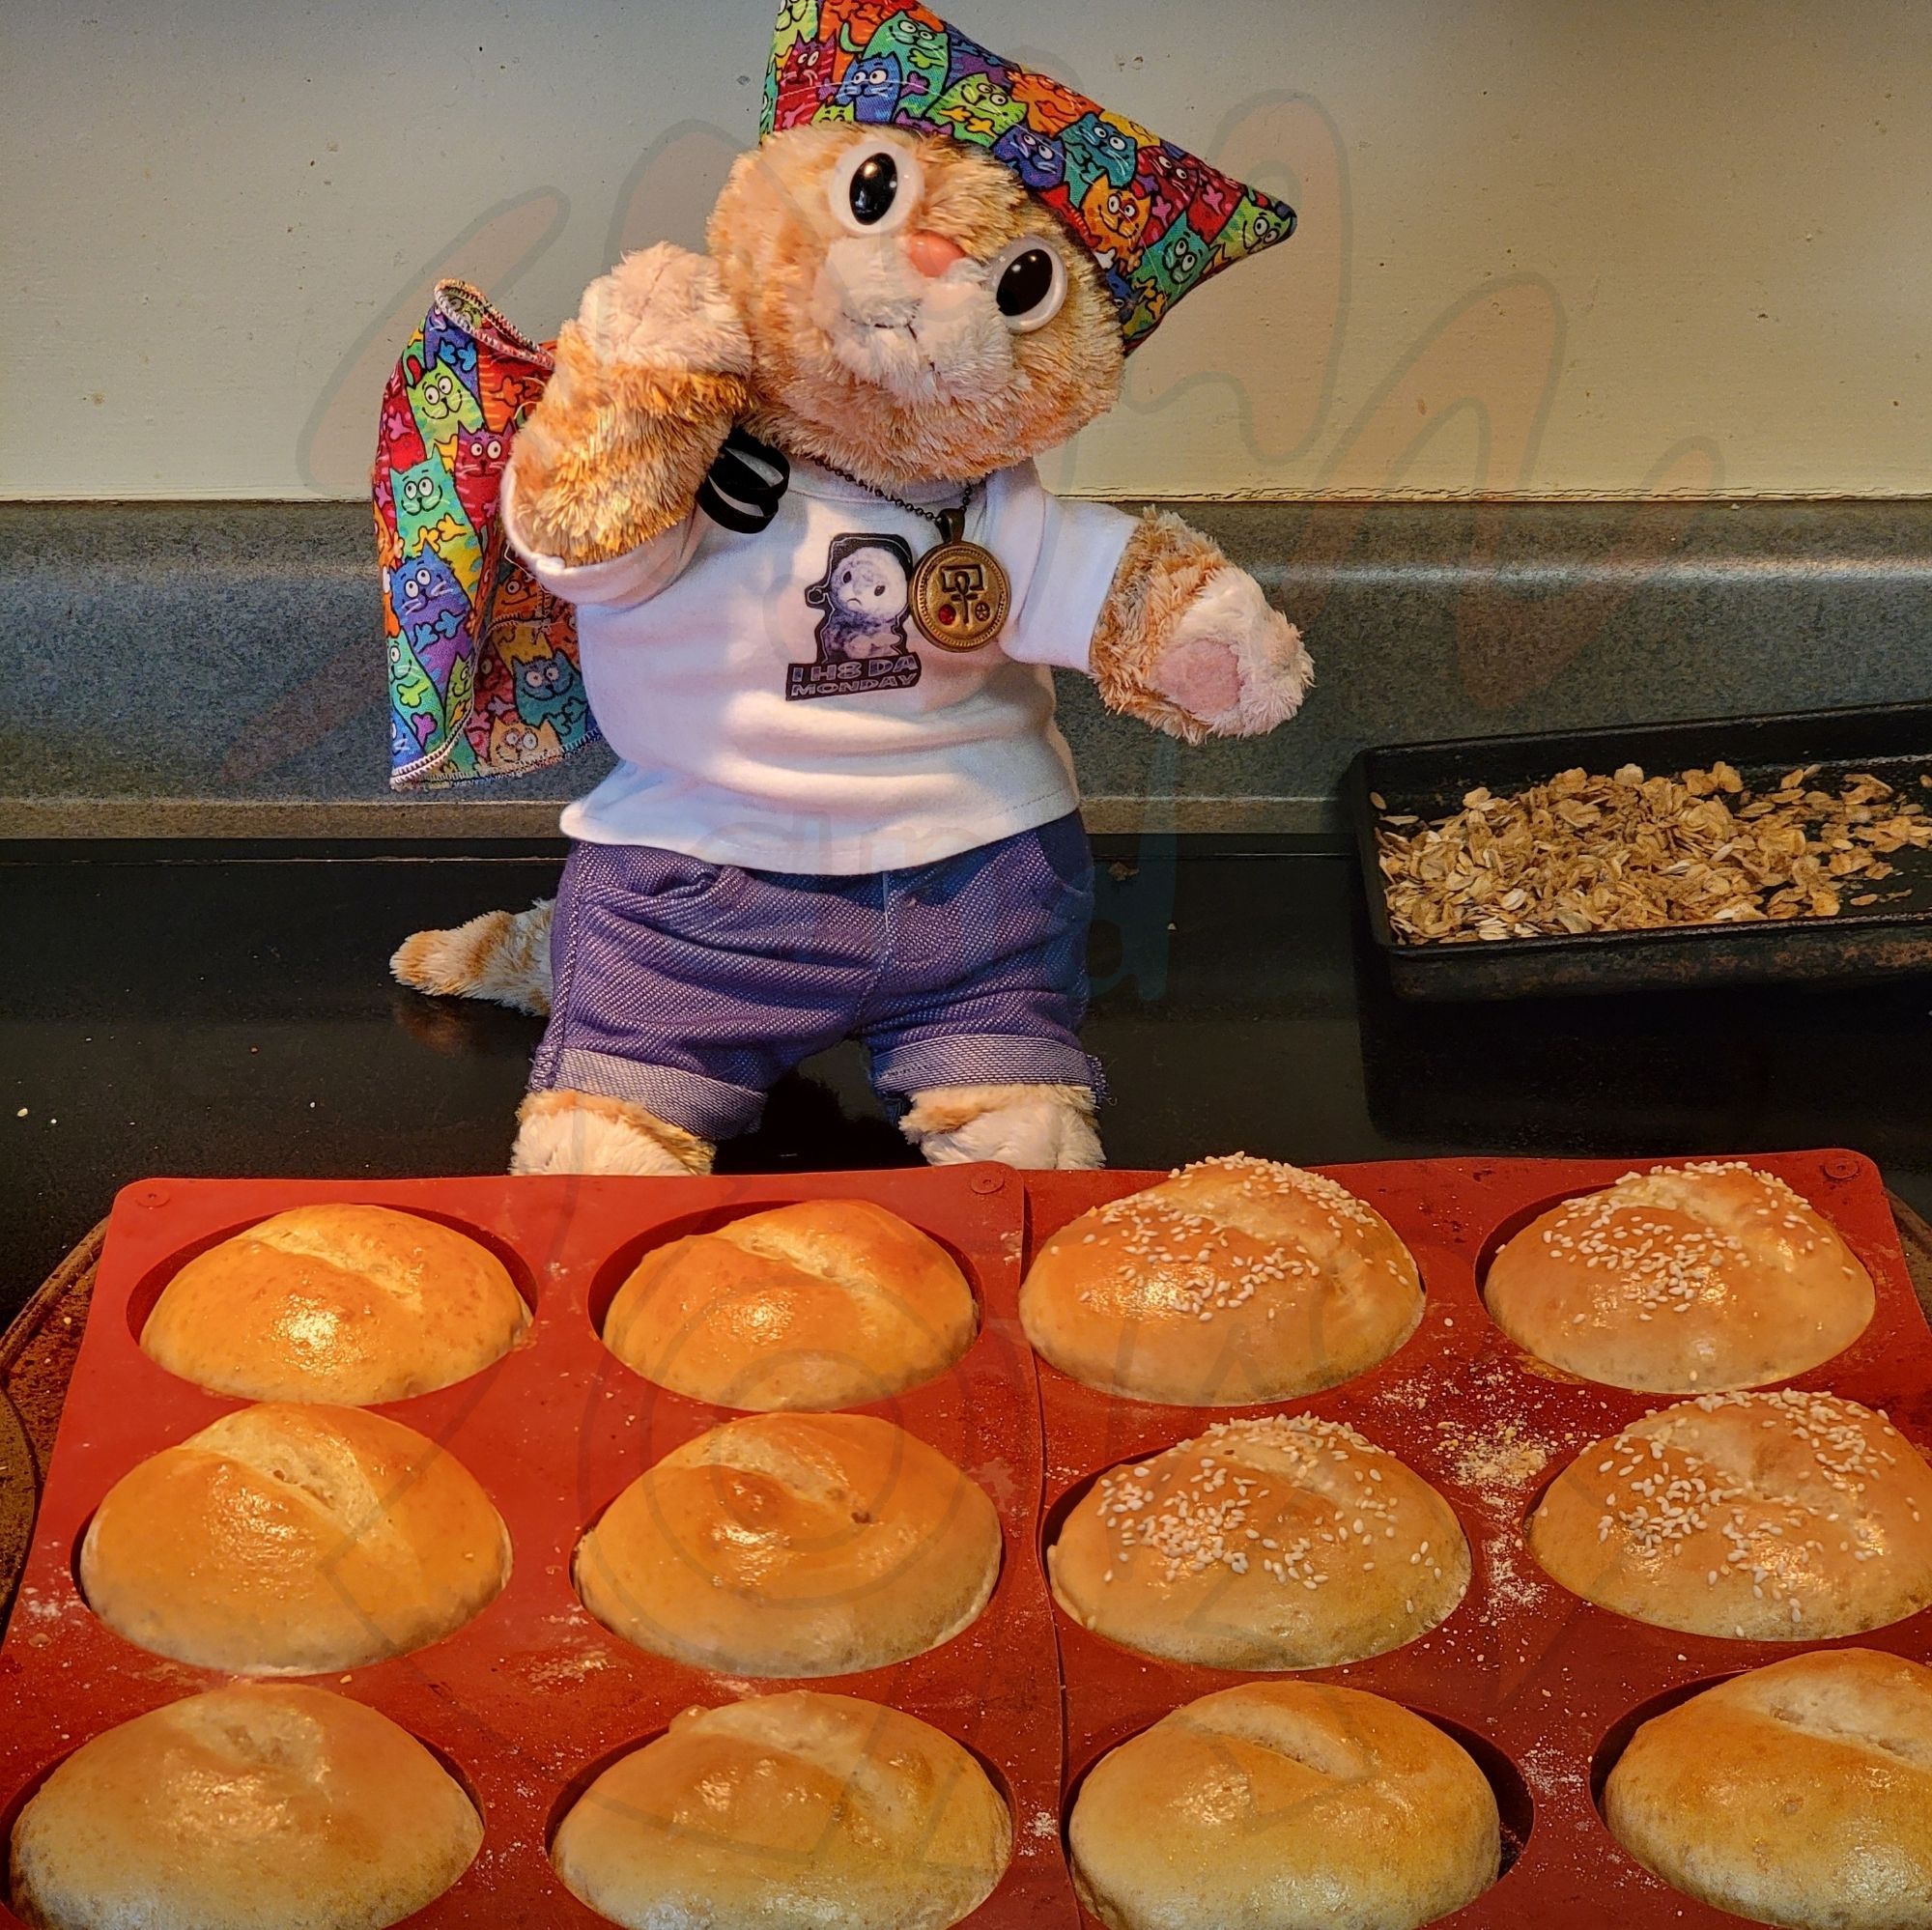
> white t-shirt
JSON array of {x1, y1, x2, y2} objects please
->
[{"x1": 505, "y1": 457, "x2": 1134, "y2": 874}]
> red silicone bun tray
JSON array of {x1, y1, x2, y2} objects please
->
[
  {"x1": 1, "y1": 1149, "x2": 1928, "y2": 1928},
  {"x1": 1034, "y1": 1149, "x2": 1932, "y2": 1929},
  {"x1": 0, "y1": 1165, "x2": 1064, "y2": 1928}
]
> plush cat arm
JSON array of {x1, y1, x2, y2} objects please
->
[
  {"x1": 507, "y1": 243, "x2": 753, "y2": 567},
  {"x1": 1089, "y1": 509, "x2": 1312, "y2": 744}
]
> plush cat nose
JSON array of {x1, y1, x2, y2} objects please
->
[{"x1": 904, "y1": 229, "x2": 968, "y2": 278}]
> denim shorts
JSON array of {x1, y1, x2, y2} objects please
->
[{"x1": 529, "y1": 811, "x2": 1099, "y2": 1139}]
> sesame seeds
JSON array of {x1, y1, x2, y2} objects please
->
[
  {"x1": 1565, "y1": 1390, "x2": 1920, "y2": 1622},
  {"x1": 1067, "y1": 1155, "x2": 1403, "y2": 1325},
  {"x1": 1086, "y1": 1415, "x2": 1446, "y2": 1598},
  {"x1": 1514, "y1": 1163, "x2": 1849, "y2": 1332}
]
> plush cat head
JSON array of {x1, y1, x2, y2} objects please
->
[
  {"x1": 711, "y1": 125, "x2": 1122, "y2": 490},
  {"x1": 709, "y1": 0, "x2": 1296, "y2": 492}
]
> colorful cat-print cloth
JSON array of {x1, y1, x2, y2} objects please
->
[
  {"x1": 760, "y1": 0, "x2": 1297, "y2": 348},
  {"x1": 373, "y1": 281, "x2": 595, "y2": 786}
]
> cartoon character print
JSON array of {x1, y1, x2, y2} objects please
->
[
  {"x1": 772, "y1": 36, "x2": 834, "y2": 120},
  {"x1": 1141, "y1": 143, "x2": 1214, "y2": 235},
  {"x1": 388, "y1": 628, "x2": 446, "y2": 753},
  {"x1": 378, "y1": 381, "x2": 426, "y2": 471},
  {"x1": 371, "y1": 467, "x2": 403, "y2": 572},
  {"x1": 1081, "y1": 174, "x2": 1152, "y2": 268},
  {"x1": 387, "y1": 550, "x2": 469, "y2": 686},
  {"x1": 789, "y1": 533, "x2": 923, "y2": 699},
  {"x1": 1058, "y1": 109, "x2": 1144, "y2": 202},
  {"x1": 1186, "y1": 165, "x2": 1245, "y2": 241},
  {"x1": 489, "y1": 713, "x2": 565, "y2": 770},
  {"x1": 404, "y1": 351, "x2": 483, "y2": 455},
  {"x1": 497, "y1": 621, "x2": 591, "y2": 739},
  {"x1": 424, "y1": 327, "x2": 479, "y2": 386},
  {"x1": 475, "y1": 357, "x2": 542, "y2": 436},
  {"x1": 989, "y1": 121, "x2": 1063, "y2": 191},
  {"x1": 1009, "y1": 68, "x2": 1089, "y2": 136},
  {"x1": 926, "y1": 71, "x2": 1024, "y2": 146},
  {"x1": 1135, "y1": 215, "x2": 1210, "y2": 307},
  {"x1": 1210, "y1": 190, "x2": 1293, "y2": 266},
  {"x1": 763, "y1": 0, "x2": 820, "y2": 127},
  {"x1": 390, "y1": 456, "x2": 482, "y2": 597},
  {"x1": 829, "y1": 49, "x2": 904, "y2": 122},
  {"x1": 452, "y1": 424, "x2": 511, "y2": 532},
  {"x1": 841, "y1": 11, "x2": 947, "y2": 106}
]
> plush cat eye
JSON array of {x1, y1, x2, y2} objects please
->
[
  {"x1": 986, "y1": 237, "x2": 1067, "y2": 332},
  {"x1": 828, "y1": 141, "x2": 922, "y2": 235}
]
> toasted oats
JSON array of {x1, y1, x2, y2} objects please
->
[{"x1": 1377, "y1": 765, "x2": 1932, "y2": 944}]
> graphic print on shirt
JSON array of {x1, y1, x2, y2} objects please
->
[{"x1": 787, "y1": 532, "x2": 924, "y2": 700}]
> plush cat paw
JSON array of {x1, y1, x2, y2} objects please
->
[
  {"x1": 1151, "y1": 565, "x2": 1312, "y2": 738},
  {"x1": 511, "y1": 1090, "x2": 716, "y2": 1177},
  {"x1": 899, "y1": 1083, "x2": 1104, "y2": 1171},
  {"x1": 391, "y1": 899, "x2": 554, "y2": 1017},
  {"x1": 575, "y1": 242, "x2": 753, "y2": 379}
]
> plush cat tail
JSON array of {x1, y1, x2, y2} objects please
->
[{"x1": 390, "y1": 899, "x2": 555, "y2": 1017}]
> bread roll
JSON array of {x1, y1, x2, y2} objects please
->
[
  {"x1": 1020, "y1": 1155, "x2": 1423, "y2": 1405},
  {"x1": 1068, "y1": 1680, "x2": 1499, "y2": 1930},
  {"x1": 79, "y1": 1402, "x2": 510, "y2": 1673},
  {"x1": 141, "y1": 1204, "x2": 527, "y2": 1404},
  {"x1": 1605, "y1": 1648, "x2": 1932, "y2": 1930},
  {"x1": 1486, "y1": 1160, "x2": 1874, "y2": 1392},
  {"x1": 551, "y1": 1690, "x2": 1009, "y2": 1930},
  {"x1": 1049, "y1": 1414, "x2": 1467, "y2": 1668},
  {"x1": 602, "y1": 1199, "x2": 976, "y2": 1410},
  {"x1": 576, "y1": 1412, "x2": 1000, "y2": 1676},
  {"x1": 8, "y1": 1683, "x2": 481, "y2": 1930},
  {"x1": 1527, "y1": 1389, "x2": 1932, "y2": 1638}
]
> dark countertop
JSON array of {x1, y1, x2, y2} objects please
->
[{"x1": 8, "y1": 837, "x2": 1932, "y2": 1325}]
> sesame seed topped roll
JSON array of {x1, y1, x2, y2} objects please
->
[
  {"x1": 1049, "y1": 1415, "x2": 1468, "y2": 1668},
  {"x1": 1486, "y1": 1161, "x2": 1874, "y2": 1393},
  {"x1": 1527, "y1": 1390, "x2": 1932, "y2": 1639},
  {"x1": 1020, "y1": 1156, "x2": 1424, "y2": 1406}
]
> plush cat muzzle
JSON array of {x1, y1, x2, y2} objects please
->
[{"x1": 811, "y1": 235, "x2": 1016, "y2": 403}]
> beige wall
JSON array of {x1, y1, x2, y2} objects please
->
[{"x1": 6, "y1": 0, "x2": 1929, "y2": 501}]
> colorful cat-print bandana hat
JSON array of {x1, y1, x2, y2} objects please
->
[{"x1": 761, "y1": 0, "x2": 1295, "y2": 348}]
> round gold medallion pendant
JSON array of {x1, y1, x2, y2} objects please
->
[{"x1": 908, "y1": 540, "x2": 1010, "y2": 652}]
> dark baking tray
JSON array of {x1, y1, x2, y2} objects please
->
[{"x1": 1346, "y1": 701, "x2": 1932, "y2": 1001}]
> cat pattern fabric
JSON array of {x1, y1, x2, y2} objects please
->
[
  {"x1": 374, "y1": 280, "x2": 593, "y2": 786},
  {"x1": 759, "y1": 0, "x2": 1297, "y2": 347}
]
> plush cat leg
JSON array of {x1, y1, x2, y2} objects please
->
[
  {"x1": 391, "y1": 900, "x2": 555, "y2": 1016},
  {"x1": 508, "y1": 242, "x2": 753, "y2": 566},
  {"x1": 1091, "y1": 509, "x2": 1313, "y2": 744},
  {"x1": 510, "y1": 1090, "x2": 716, "y2": 1177},
  {"x1": 899, "y1": 1084, "x2": 1103, "y2": 1171}
]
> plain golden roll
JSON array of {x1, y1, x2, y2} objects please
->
[
  {"x1": 1606, "y1": 1649, "x2": 1932, "y2": 1930},
  {"x1": 1068, "y1": 1680, "x2": 1500, "y2": 1930},
  {"x1": 575, "y1": 1411, "x2": 1001, "y2": 1676},
  {"x1": 1020, "y1": 1154, "x2": 1423, "y2": 1405},
  {"x1": 551, "y1": 1690, "x2": 1010, "y2": 1930},
  {"x1": 8, "y1": 1683, "x2": 482, "y2": 1930},
  {"x1": 1049, "y1": 1414, "x2": 1467, "y2": 1669},
  {"x1": 1527, "y1": 1389, "x2": 1932, "y2": 1639},
  {"x1": 601, "y1": 1199, "x2": 977, "y2": 1410},
  {"x1": 1485, "y1": 1160, "x2": 1874, "y2": 1393},
  {"x1": 140, "y1": 1204, "x2": 528, "y2": 1405},
  {"x1": 78, "y1": 1402, "x2": 510, "y2": 1673}
]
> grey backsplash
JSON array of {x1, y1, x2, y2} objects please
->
[{"x1": 5, "y1": 498, "x2": 1928, "y2": 838}]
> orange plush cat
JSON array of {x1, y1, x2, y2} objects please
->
[{"x1": 393, "y1": 0, "x2": 1310, "y2": 1177}]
